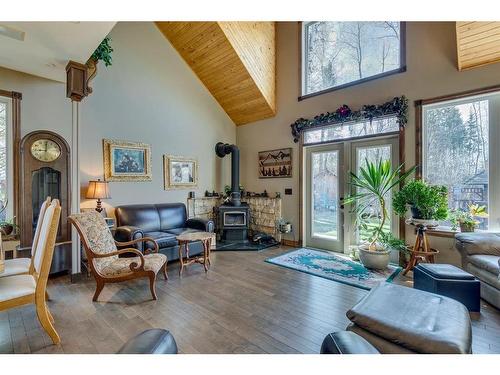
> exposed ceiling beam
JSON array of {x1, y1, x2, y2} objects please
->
[{"x1": 156, "y1": 21, "x2": 276, "y2": 126}]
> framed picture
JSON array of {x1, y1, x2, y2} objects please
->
[
  {"x1": 163, "y1": 155, "x2": 198, "y2": 189},
  {"x1": 103, "y1": 139, "x2": 152, "y2": 182},
  {"x1": 258, "y1": 147, "x2": 292, "y2": 178}
]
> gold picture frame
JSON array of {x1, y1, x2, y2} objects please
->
[
  {"x1": 163, "y1": 155, "x2": 198, "y2": 190},
  {"x1": 103, "y1": 139, "x2": 152, "y2": 182}
]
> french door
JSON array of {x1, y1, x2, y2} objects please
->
[{"x1": 304, "y1": 135, "x2": 399, "y2": 253}]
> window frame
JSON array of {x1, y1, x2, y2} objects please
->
[
  {"x1": 299, "y1": 21, "x2": 407, "y2": 101},
  {"x1": 0, "y1": 96, "x2": 14, "y2": 219},
  {"x1": 415, "y1": 84, "x2": 500, "y2": 233}
]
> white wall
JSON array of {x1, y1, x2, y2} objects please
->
[
  {"x1": 80, "y1": 22, "x2": 235, "y2": 213},
  {"x1": 236, "y1": 22, "x2": 500, "y2": 265}
]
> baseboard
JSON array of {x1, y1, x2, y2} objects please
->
[{"x1": 281, "y1": 239, "x2": 301, "y2": 247}]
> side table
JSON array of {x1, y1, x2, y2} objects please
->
[{"x1": 176, "y1": 232, "x2": 212, "y2": 276}]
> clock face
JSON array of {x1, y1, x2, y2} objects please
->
[{"x1": 30, "y1": 139, "x2": 61, "y2": 162}]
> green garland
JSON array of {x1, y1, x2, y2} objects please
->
[{"x1": 290, "y1": 96, "x2": 408, "y2": 143}]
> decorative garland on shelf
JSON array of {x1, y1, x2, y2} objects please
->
[{"x1": 290, "y1": 96, "x2": 408, "y2": 143}]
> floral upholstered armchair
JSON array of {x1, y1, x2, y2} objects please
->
[{"x1": 69, "y1": 211, "x2": 167, "y2": 301}]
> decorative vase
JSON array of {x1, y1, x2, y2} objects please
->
[
  {"x1": 460, "y1": 223, "x2": 475, "y2": 233},
  {"x1": 358, "y1": 243, "x2": 391, "y2": 270}
]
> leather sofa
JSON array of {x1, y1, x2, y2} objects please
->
[
  {"x1": 455, "y1": 232, "x2": 500, "y2": 309},
  {"x1": 114, "y1": 203, "x2": 215, "y2": 262},
  {"x1": 321, "y1": 331, "x2": 380, "y2": 354}
]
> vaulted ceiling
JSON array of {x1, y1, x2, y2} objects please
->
[
  {"x1": 156, "y1": 22, "x2": 276, "y2": 125},
  {"x1": 456, "y1": 22, "x2": 500, "y2": 70}
]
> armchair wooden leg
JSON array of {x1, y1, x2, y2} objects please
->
[
  {"x1": 47, "y1": 306, "x2": 55, "y2": 323},
  {"x1": 149, "y1": 274, "x2": 158, "y2": 300},
  {"x1": 45, "y1": 291, "x2": 50, "y2": 301},
  {"x1": 93, "y1": 280, "x2": 105, "y2": 302},
  {"x1": 162, "y1": 262, "x2": 168, "y2": 281},
  {"x1": 35, "y1": 298, "x2": 60, "y2": 345}
]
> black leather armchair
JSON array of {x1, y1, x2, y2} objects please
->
[{"x1": 114, "y1": 203, "x2": 215, "y2": 261}]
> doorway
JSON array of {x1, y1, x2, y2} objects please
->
[{"x1": 303, "y1": 135, "x2": 399, "y2": 253}]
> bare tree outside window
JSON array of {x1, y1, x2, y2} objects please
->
[
  {"x1": 0, "y1": 102, "x2": 7, "y2": 221},
  {"x1": 303, "y1": 22, "x2": 402, "y2": 95}
]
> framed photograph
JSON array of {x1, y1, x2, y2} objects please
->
[
  {"x1": 258, "y1": 148, "x2": 292, "y2": 178},
  {"x1": 163, "y1": 155, "x2": 198, "y2": 189},
  {"x1": 103, "y1": 139, "x2": 152, "y2": 182}
]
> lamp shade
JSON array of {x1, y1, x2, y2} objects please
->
[{"x1": 86, "y1": 179, "x2": 111, "y2": 199}]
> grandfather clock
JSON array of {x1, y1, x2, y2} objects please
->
[{"x1": 19, "y1": 130, "x2": 72, "y2": 274}]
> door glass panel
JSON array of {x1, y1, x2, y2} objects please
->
[
  {"x1": 311, "y1": 150, "x2": 339, "y2": 239},
  {"x1": 356, "y1": 145, "x2": 391, "y2": 243}
]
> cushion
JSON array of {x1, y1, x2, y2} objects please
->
[
  {"x1": 320, "y1": 331, "x2": 380, "y2": 354},
  {"x1": 117, "y1": 329, "x2": 178, "y2": 354},
  {"x1": 156, "y1": 203, "x2": 187, "y2": 231},
  {"x1": 115, "y1": 204, "x2": 161, "y2": 232},
  {"x1": 416, "y1": 263, "x2": 475, "y2": 280},
  {"x1": 467, "y1": 263, "x2": 500, "y2": 289},
  {"x1": 96, "y1": 253, "x2": 166, "y2": 277},
  {"x1": 0, "y1": 258, "x2": 31, "y2": 278},
  {"x1": 143, "y1": 231, "x2": 178, "y2": 249},
  {"x1": 0, "y1": 274, "x2": 36, "y2": 302},
  {"x1": 70, "y1": 211, "x2": 118, "y2": 271},
  {"x1": 468, "y1": 255, "x2": 500, "y2": 276},
  {"x1": 346, "y1": 282, "x2": 472, "y2": 354},
  {"x1": 455, "y1": 233, "x2": 500, "y2": 256},
  {"x1": 163, "y1": 227, "x2": 201, "y2": 236}
]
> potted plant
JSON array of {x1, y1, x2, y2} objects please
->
[
  {"x1": 393, "y1": 179, "x2": 448, "y2": 226},
  {"x1": 450, "y1": 204, "x2": 488, "y2": 232},
  {"x1": 86, "y1": 37, "x2": 113, "y2": 92},
  {"x1": 0, "y1": 217, "x2": 18, "y2": 236},
  {"x1": 344, "y1": 159, "x2": 415, "y2": 269},
  {"x1": 276, "y1": 218, "x2": 292, "y2": 234}
]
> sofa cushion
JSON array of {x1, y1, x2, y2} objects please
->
[
  {"x1": 320, "y1": 331, "x2": 380, "y2": 354},
  {"x1": 163, "y1": 227, "x2": 201, "y2": 236},
  {"x1": 346, "y1": 282, "x2": 472, "y2": 354},
  {"x1": 468, "y1": 255, "x2": 500, "y2": 276},
  {"x1": 455, "y1": 233, "x2": 500, "y2": 256},
  {"x1": 156, "y1": 203, "x2": 187, "y2": 231},
  {"x1": 467, "y1": 263, "x2": 500, "y2": 289},
  {"x1": 144, "y1": 231, "x2": 178, "y2": 249},
  {"x1": 416, "y1": 263, "x2": 475, "y2": 280},
  {"x1": 115, "y1": 204, "x2": 161, "y2": 233}
]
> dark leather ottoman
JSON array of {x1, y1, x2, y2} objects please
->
[
  {"x1": 414, "y1": 263, "x2": 480, "y2": 312},
  {"x1": 346, "y1": 282, "x2": 472, "y2": 354},
  {"x1": 321, "y1": 331, "x2": 380, "y2": 354},
  {"x1": 117, "y1": 329, "x2": 178, "y2": 354}
]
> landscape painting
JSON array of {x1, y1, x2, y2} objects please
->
[
  {"x1": 164, "y1": 155, "x2": 198, "y2": 189},
  {"x1": 259, "y1": 148, "x2": 292, "y2": 178},
  {"x1": 103, "y1": 139, "x2": 152, "y2": 181}
]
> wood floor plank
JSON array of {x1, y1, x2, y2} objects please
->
[{"x1": 1, "y1": 246, "x2": 498, "y2": 354}]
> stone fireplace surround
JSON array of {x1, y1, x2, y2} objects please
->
[{"x1": 187, "y1": 196, "x2": 282, "y2": 242}]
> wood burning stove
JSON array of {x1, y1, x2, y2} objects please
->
[{"x1": 215, "y1": 142, "x2": 250, "y2": 242}]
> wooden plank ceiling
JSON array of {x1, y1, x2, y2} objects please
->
[
  {"x1": 156, "y1": 22, "x2": 276, "y2": 125},
  {"x1": 456, "y1": 22, "x2": 500, "y2": 70}
]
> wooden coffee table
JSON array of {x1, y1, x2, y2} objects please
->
[{"x1": 176, "y1": 232, "x2": 213, "y2": 276}]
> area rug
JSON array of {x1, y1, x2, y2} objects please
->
[{"x1": 265, "y1": 248, "x2": 401, "y2": 290}]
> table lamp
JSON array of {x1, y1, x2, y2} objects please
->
[{"x1": 86, "y1": 179, "x2": 111, "y2": 213}]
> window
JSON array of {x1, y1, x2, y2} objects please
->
[
  {"x1": 303, "y1": 116, "x2": 399, "y2": 145},
  {"x1": 422, "y1": 91, "x2": 500, "y2": 230},
  {"x1": 302, "y1": 22, "x2": 405, "y2": 97},
  {"x1": 0, "y1": 99, "x2": 9, "y2": 221}
]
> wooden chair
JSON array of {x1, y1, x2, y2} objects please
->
[
  {"x1": 0, "y1": 197, "x2": 51, "y2": 278},
  {"x1": 69, "y1": 211, "x2": 168, "y2": 302},
  {"x1": 0, "y1": 199, "x2": 61, "y2": 344}
]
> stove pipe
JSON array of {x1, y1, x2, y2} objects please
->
[{"x1": 215, "y1": 142, "x2": 241, "y2": 206}]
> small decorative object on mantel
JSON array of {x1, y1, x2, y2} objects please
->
[
  {"x1": 103, "y1": 139, "x2": 152, "y2": 182},
  {"x1": 290, "y1": 96, "x2": 408, "y2": 142},
  {"x1": 164, "y1": 155, "x2": 198, "y2": 189},
  {"x1": 259, "y1": 148, "x2": 292, "y2": 178}
]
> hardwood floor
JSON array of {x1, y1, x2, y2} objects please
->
[{"x1": 1, "y1": 246, "x2": 499, "y2": 354}]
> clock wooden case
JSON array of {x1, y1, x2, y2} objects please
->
[{"x1": 19, "y1": 130, "x2": 72, "y2": 274}]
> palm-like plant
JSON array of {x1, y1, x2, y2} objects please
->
[{"x1": 344, "y1": 159, "x2": 415, "y2": 251}]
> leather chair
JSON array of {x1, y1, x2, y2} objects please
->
[
  {"x1": 117, "y1": 329, "x2": 178, "y2": 354},
  {"x1": 114, "y1": 203, "x2": 215, "y2": 262},
  {"x1": 320, "y1": 331, "x2": 380, "y2": 354},
  {"x1": 455, "y1": 232, "x2": 500, "y2": 309}
]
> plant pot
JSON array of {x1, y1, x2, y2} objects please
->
[
  {"x1": 358, "y1": 244, "x2": 391, "y2": 270},
  {"x1": 0, "y1": 224, "x2": 13, "y2": 236},
  {"x1": 460, "y1": 223, "x2": 476, "y2": 233},
  {"x1": 410, "y1": 206, "x2": 423, "y2": 219}
]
